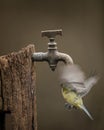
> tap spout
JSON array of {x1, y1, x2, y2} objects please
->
[
  {"x1": 32, "y1": 51, "x2": 73, "y2": 71},
  {"x1": 56, "y1": 52, "x2": 73, "y2": 64}
]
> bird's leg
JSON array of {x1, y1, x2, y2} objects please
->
[
  {"x1": 64, "y1": 103, "x2": 78, "y2": 110},
  {"x1": 73, "y1": 106, "x2": 78, "y2": 110},
  {"x1": 64, "y1": 103, "x2": 73, "y2": 110}
]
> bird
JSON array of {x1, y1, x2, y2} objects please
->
[{"x1": 59, "y1": 64, "x2": 99, "y2": 120}]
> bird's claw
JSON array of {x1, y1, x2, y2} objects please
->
[{"x1": 64, "y1": 103, "x2": 77, "y2": 110}]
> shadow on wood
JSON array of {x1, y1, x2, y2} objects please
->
[{"x1": 0, "y1": 44, "x2": 37, "y2": 130}]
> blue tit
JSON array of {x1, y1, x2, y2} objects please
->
[{"x1": 59, "y1": 64, "x2": 99, "y2": 120}]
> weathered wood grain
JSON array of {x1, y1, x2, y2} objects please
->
[{"x1": 0, "y1": 44, "x2": 37, "y2": 130}]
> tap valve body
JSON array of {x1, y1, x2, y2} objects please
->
[{"x1": 32, "y1": 29, "x2": 73, "y2": 71}]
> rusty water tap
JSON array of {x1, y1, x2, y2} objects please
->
[{"x1": 32, "y1": 29, "x2": 73, "y2": 71}]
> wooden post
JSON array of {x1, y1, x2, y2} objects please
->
[{"x1": 0, "y1": 44, "x2": 37, "y2": 130}]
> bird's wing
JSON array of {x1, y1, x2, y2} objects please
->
[
  {"x1": 82, "y1": 75, "x2": 99, "y2": 97},
  {"x1": 69, "y1": 75, "x2": 99, "y2": 97},
  {"x1": 59, "y1": 64, "x2": 86, "y2": 85},
  {"x1": 59, "y1": 64, "x2": 87, "y2": 95},
  {"x1": 69, "y1": 82, "x2": 86, "y2": 95},
  {"x1": 59, "y1": 64, "x2": 99, "y2": 97},
  {"x1": 61, "y1": 81, "x2": 86, "y2": 95}
]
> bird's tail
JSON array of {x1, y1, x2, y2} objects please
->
[{"x1": 80, "y1": 105, "x2": 93, "y2": 120}]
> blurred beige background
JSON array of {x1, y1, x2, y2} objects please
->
[{"x1": 0, "y1": 0, "x2": 104, "y2": 130}]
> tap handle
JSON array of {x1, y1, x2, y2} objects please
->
[{"x1": 41, "y1": 29, "x2": 62, "y2": 39}]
